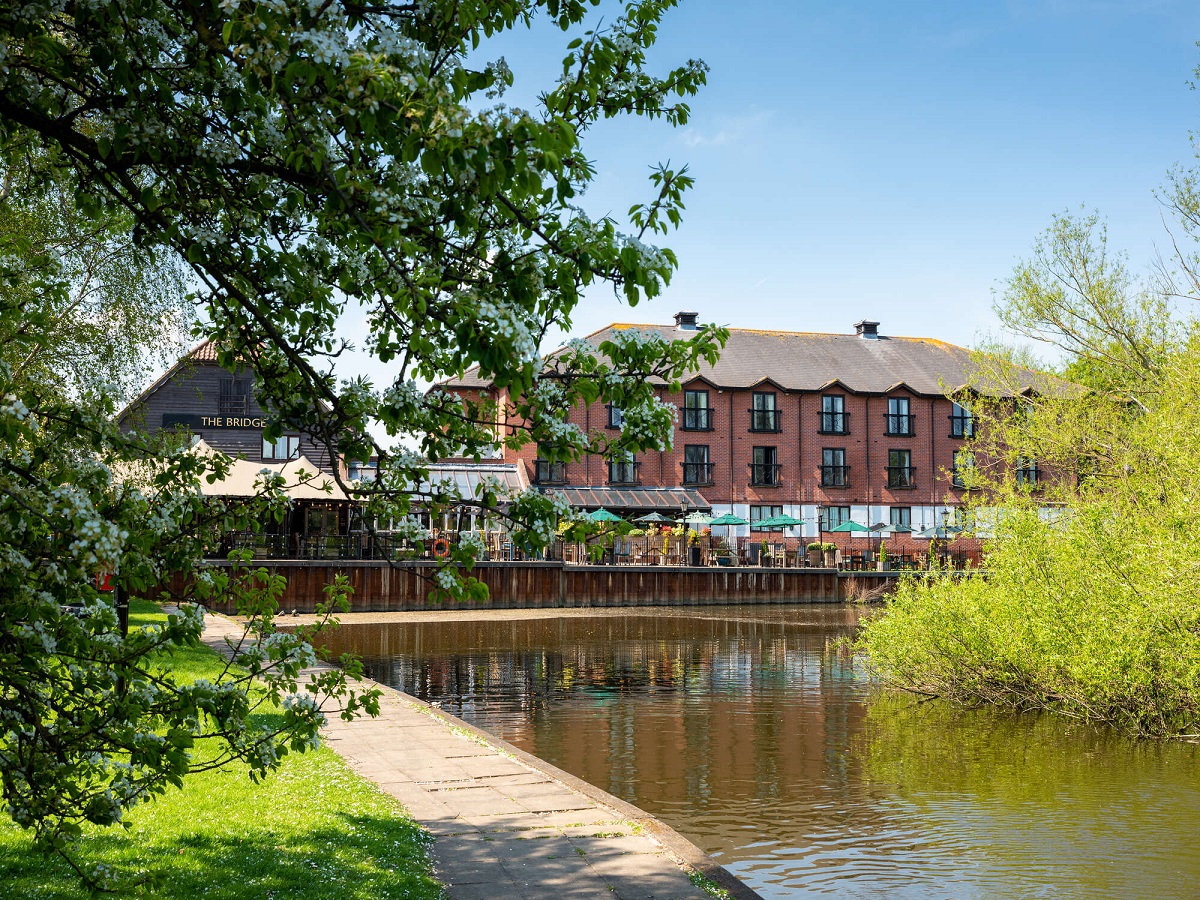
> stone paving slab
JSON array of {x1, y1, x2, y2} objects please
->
[{"x1": 196, "y1": 610, "x2": 760, "y2": 900}]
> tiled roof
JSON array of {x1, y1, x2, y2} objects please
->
[
  {"x1": 187, "y1": 339, "x2": 220, "y2": 362},
  {"x1": 438, "y1": 322, "x2": 1043, "y2": 397}
]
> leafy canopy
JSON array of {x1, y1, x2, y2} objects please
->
[{"x1": 0, "y1": 0, "x2": 723, "y2": 882}]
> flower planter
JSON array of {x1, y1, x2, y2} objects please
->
[
  {"x1": 808, "y1": 549, "x2": 822, "y2": 567},
  {"x1": 823, "y1": 550, "x2": 837, "y2": 567},
  {"x1": 689, "y1": 546, "x2": 702, "y2": 567}
]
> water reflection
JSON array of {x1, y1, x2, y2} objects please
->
[{"x1": 317, "y1": 606, "x2": 1200, "y2": 899}]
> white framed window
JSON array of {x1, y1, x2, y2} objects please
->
[{"x1": 263, "y1": 435, "x2": 300, "y2": 460}]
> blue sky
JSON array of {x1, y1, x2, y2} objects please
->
[{"x1": 479, "y1": 0, "x2": 1200, "y2": 354}]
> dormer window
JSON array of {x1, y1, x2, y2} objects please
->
[
  {"x1": 820, "y1": 395, "x2": 848, "y2": 434},
  {"x1": 682, "y1": 390, "x2": 712, "y2": 431},
  {"x1": 749, "y1": 392, "x2": 780, "y2": 433},
  {"x1": 885, "y1": 397, "x2": 914, "y2": 436},
  {"x1": 949, "y1": 401, "x2": 975, "y2": 438}
]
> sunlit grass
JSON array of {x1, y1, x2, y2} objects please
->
[{"x1": 0, "y1": 601, "x2": 442, "y2": 899}]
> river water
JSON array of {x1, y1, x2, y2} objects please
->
[{"x1": 317, "y1": 605, "x2": 1200, "y2": 898}]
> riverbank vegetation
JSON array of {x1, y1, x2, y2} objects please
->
[
  {"x1": 860, "y1": 149, "x2": 1200, "y2": 737},
  {"x1": 0, "y1": 602, "x2": 440, "y2": 899}
]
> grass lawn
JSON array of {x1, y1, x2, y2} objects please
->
[{"x1": 0, "y1": 602, "x2": 443, "y2": 899}]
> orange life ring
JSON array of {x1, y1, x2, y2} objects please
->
[{"x1": 431, "y1": 537, "x2": 451, "y2": 558}]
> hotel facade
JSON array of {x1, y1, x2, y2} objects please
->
[{"x1": 445, "y1": 312, "x2": 1042, "y2": 541}]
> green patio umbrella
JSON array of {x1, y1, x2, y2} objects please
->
[
  {"x1": 707, "y1": 512, "x2": 746, "y2": 547},
  {"x1": 914, "y1": 523, "x2": 962, "y2": 539},
  {"x1": 830, "y1": 518, "x2": 868, "y2": 554},
  {"x1": 870, "y1": 522, "x2": 903, "y2": 553},
  {"x1": 633, "y1": 512, "x2": 673, "y2": 524},
  {"x1": 708, "y1": 513, "x2": 748, "y2": 526},
  {"x1": 586, "y1": 507, "x2": 625, "y2": 523},
  {"x1": 756, "y1": 513, "x2": 805, "y2": 528},
  {"x1": 680, "y1": 511, "x2": 713, "y2": 525},
  {"x1": 828, "y1": 520, "x2": 869, "y2": 533}
]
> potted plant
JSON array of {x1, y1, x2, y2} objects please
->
[
  {"x1": 877, "y1": 542, "x2": 888, "y2": 571},
  {"x1": 806, "y1": 541, "x2": 822, "y2": 567},
  {"x1": 822, "y1": 542, "x2": 838, "y2": 567},
  {"x1": 688, "y1": 531, "x2": 702, "y2": 566},
  {"x1": 760, "y1": 539, "x2": 771, "y2": 567}
]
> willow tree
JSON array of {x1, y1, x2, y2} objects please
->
[
  {"x1": 0, "y1": 0, "x2": 721, "y2": 883},
  {"x1": 1, "y1": 147, "x2": 194, "y2": 403}
]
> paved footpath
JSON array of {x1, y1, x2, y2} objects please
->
[{"x1": 198, "y1": 612, "x2": 760, "y2": 900}]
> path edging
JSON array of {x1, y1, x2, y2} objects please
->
[{"x1": 390, "y1": 683, "x2": 761, "y2": 900}]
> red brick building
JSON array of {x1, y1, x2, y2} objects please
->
[{"x1": 445, "y1": 312, "x2": 1042, "y2": 546}]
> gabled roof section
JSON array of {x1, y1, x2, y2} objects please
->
[
  {"x1": 681, "y1": 373, "x2": 719, "y2": 390},
  {"x1": 187, "y1": 339, "x2": 222, "y2": 363},
  {"x1": 118, "y1": 339, "x2": 227, "y2": 423},
  {"x1": 438, "y1": 321, "x2": 1051, "y2": 398},
  {"x1": 115, "y1": 338, "x2": 252, "y2": 427},
  {"x1": 746, "y1": 375, "x2": 788, "y2": 392}
]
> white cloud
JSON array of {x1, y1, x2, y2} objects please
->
[{"x1": 680, "y1": 108, "x2": 774, "y2": 148}]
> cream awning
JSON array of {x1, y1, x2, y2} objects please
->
[{"x1": 117, "y1": 440, "x2": 348, "y2": 501}]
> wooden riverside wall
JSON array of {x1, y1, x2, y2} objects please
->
[{"x1": 171, "y1": 561, "x2": 901, "y2": 614}]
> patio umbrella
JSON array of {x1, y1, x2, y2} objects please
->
[
  {"x1": 755, "y1": 513, "x2": 805, "y2": 528},
  {"x1": 680, "y1": 511, "x2": 713, "y2": 525},
  {"x1": 704, "y1": 512, "x2": 746, "y2": 551},
  {"x1": 586, "y1": 507, "x2": 625, "y2": 523},
  {"x1": 633, "y1": 512, "x2": 673, "y2": 524},
  {"x1": 708, "y1": 513, "x2": 747, "y2": 526},
  {"x1": 914, "y1": 523, "x2": 963, "y2": 539},
  {"x1": 828, "y1": 520, "x2": 869, "y2": 534},
  {"x1": 870, "y1": 522, "x2": 893, "y2": 554},
  {"x1": 828, "y1": 520, "x2": 869, "y2": 554},
  {"x1": 870, "y1": 522, "x2": 912, "y2": 553}
]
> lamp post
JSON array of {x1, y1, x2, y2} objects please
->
[{"x1": 680, "y1": 500, "x2": 689, "y2": 567}]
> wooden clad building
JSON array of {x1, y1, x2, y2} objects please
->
[{"x1": 118, "y1": 340, "x2": 338, "y2": 477}]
